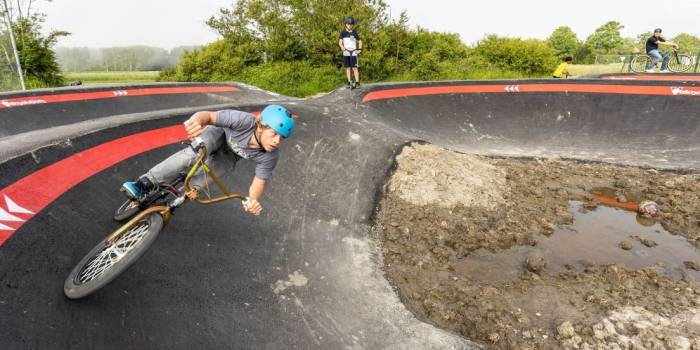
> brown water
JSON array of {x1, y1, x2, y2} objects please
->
[{"x1": 454, "y1": 201, "x2": 700, "y2": 285}]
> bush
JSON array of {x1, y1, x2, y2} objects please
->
[
  {"x1": 473, "y1": 35, "x2": 558, "y2": 75},
  {"x1": 159, "y1": 2, "x2": 560, "y2": 97},
  {"x1": 238, "y1": 61, "x2": 343, "y2": 97},
  {"x1": 158, "y1": 39, "x2": 261, "y2": 82}
]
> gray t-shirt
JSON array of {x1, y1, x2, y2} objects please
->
[{"x1": 215, "y1": 109, "x2": 279, "y2": 180}]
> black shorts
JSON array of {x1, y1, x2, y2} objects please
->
[{"x1": 343, "y1": 55, "x2": 358, "y2": 68}]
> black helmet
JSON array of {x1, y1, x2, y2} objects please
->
[
  {"x1": 654, "y1": 28, "x2": 662, "y2": 33},
  {"x1": 344, "y1": 17, "x2": 355, "y2": 25}
]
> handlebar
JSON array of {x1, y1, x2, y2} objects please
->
[{"x1": 187, "y1": 136, "x2": 205, "y2": 152}]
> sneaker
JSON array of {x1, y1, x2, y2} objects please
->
[
  {"x1": 645, "y1": 69, "x2": 655, "y2": 73},
  {"x1": 354, "y1": 82, "x2": 361, "y2": 89},
  {"x1": 346, "y1": 81, "x2": 353, "y2": 89},
  {"x1": 660, "y1": 70, "x2": 670, "y2": 73},
  {"x1": 121, "y1": 181, "x2": 142, "y2": 200},
  {"x1": 120, "y1": 177, "x2": 155, "y2": 201}
]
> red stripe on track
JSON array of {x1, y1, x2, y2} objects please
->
[
  {"x1": 362, "y1": 84, "x2": 700, "y2": 102},
  {"x1": 0, "y1": 125, "x2": 187, "y2": 245},
  {"x1": 0, "y1": 86, "x2": 239, "y2": 109},
  {"x1": 602, "y1": 75, "x2": 700, "y2": 81}
]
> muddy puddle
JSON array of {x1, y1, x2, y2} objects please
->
[
  {"x1": 454, "y1": 201, "x2": 700, "y2": 286},
  {"x1": 377, "y1": 143, "x2": 700, "y2": 349}
]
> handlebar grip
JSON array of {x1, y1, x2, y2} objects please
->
[
  {"x1": 187, "y1": 136, "x2": 205, "y2": 152},
  {"x1": 192, "y1": 136, "x2": 205, "y2": 148}
]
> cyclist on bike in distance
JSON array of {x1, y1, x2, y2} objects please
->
[
  {"x1": 645, "y1": 28, "x2": 679, "y2": 73},
  {"x1": 120, "y1": 105, "x2": 295, "y2": 216}
]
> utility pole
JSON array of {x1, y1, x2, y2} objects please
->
[{"x1": 2, "y1": 0, "x2": 26, "y2": 90}]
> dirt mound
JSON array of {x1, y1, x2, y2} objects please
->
[{"x1": 376, "y1": 143, "x2": 700, "y2": 349}]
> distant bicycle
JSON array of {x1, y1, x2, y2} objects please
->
[
  {"x1": 64, "y1": 137, "x2": 248, "y2": 299},
  {"x1": 630, "y1": 49, "x2": 693, "y2": 73}
]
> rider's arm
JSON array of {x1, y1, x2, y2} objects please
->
[
  {"x1": 249, "y1": 176, "x2": 266, "y2": 201},
  {"x1": 659, "y1": 41, "x2": 678, "y2": 47},
  {"x1": 244, "y1": 177, "x2": 267, "y2": 215},
  {"x1": 339, "y1": 38, "x2": 345, "y2": 51},
  {"x1": 192, "y1": 111, "x2": 218, "y2": 125}
]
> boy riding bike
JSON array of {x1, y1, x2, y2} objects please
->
[
  {"x1": 121, "y1": 105, "x2": 295, "y2": 216},
  {"x1": 645, "y1": 28, "x2": 679, "y2": 73}
]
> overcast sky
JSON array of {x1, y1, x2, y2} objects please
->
[{"x1": 32, "y1": 0, "x2": 700, "y2": 50}]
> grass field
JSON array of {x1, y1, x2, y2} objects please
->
[
  {"x1": 64, "y1": 71, "x2": 159, "y2": 84},
  {"x1": 569, "y1": 63, "x2": 628, "y2": 77},
  {"x1": 60, "y1": 64, "x2": 628, "y2": 89}
]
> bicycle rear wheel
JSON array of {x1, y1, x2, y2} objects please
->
[
  {"x1": 668, "y1": 54, "x2": 693, "y2": 73},
  {"x1": 64, "y1": 212, "x2": 163, "y2": 299},
  {"x1": 630, "y1": 55, "x2": 651, "y2": 73},
  {"x1": 114, "y1": 199, "x2": 140, "y2": 221}
]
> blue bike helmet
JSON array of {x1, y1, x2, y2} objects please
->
[
  {"x1": 345, "y1": 17, "x2": 355, "y2": 25},
  {"x1": 261, "y1": 104, "x2": 295, "y2": 138},
  {"x1": 654, "y1": 28, "x2": 662, "y2": 33}
]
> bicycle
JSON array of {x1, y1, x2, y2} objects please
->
[
  {"x1": 629, "y1": 49, "x2": 694, "y2": 73},
  {"x1": 64, "y1": 137, "x2": 248, "y2": 299}
]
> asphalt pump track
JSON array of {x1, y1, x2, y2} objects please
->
[{"x1": 0, "y1": 79, "x2": 698, "y2": 349}]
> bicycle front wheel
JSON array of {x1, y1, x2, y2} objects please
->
[
  {"x1": 669, "y1": 54, "x2": 693, "y2": 73},
  {"x1": 64, "y1": 212, "x2": 163, "y2": 299},
  {"x1": 630, "y1": 55, "x2": 651, "y2": 73}
]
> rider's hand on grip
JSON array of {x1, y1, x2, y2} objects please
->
[
  {"x1": 242, "y1": 198, "x2": 262, "y2": 216},
  {"x1": 184, "y1": 116, "x2": 204, "y2": 139}
]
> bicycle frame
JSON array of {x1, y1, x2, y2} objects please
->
[{"x1": 106, "y1": 140, "x2": 246, "y2": 246}]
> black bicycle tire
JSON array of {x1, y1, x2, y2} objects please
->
[
  {"x1": 113, "y1": 199, "x2": 141, "y2": 221},
  {"x1": 64, "y1": 213, "x2": 163, "y2": 299},
  {"x1": 630, "y1": 55, "x2": 651, "y2": 73},
  {"x1": 668, "y1": 54, "x2": 693, "y2": 73}
]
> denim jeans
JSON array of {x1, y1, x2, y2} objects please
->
[
  {"x1": 143, "y1": 126, "x2": 240, "y2": 188},
  {"x1": 646, "y1": 49, "x2": 670, "y2": 70}
]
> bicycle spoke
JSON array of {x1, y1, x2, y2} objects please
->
[
  {"x1": 78, "y1": 221, "x2": 151, "y2": 284},
  {"x1": 669, "y1": 54, "x2": 693, "y2": 73},
  {"x1": 630, "y1": 55, "x2": 651, "y2": 73}
]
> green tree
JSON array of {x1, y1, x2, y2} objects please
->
[
  {"x1": 2, "y1": 1, "x2": 68, "y2": 88},
  {"x1": 404, "y1": 28, "x2": 468, "y2": 80},
  {"x1": 635, "y1": 31, "x2": 653, "y2": 51},
  {"x1": 55, "y1": 47, "x2": 93, "y2": 72},
  {"x1": 546, "y1": 26, "x2": 579, "y2": 59},
  {"x1": 13, "y1": 14, "x2": 68, "y2": 87},
  {"x1": 160, "y1": 0, "x2": 560, "y2": 97},
  {"x1": 585, "y1": 21, "x2": 625, "y2": 54},
  {"x1": 205, "y1": 0, "x2": 388, "y2": 65},
  {"x1": 672, "y1": 33, "x2": 700, "y2": 53}
]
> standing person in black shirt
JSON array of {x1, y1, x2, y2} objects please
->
[
  {"x1": 339, "y1": 17, "x2": 363, "y2": 89},
  {"x1": 645, "y1": 28, "x2": 678, "y2": 73}
]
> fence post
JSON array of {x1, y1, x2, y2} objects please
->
[
  {"x1": 626, "y1": 54, "x2": 633, "y2": 72},
  {"x1": 695, "y1": 52, "x2": 699, "y2": 73}
]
